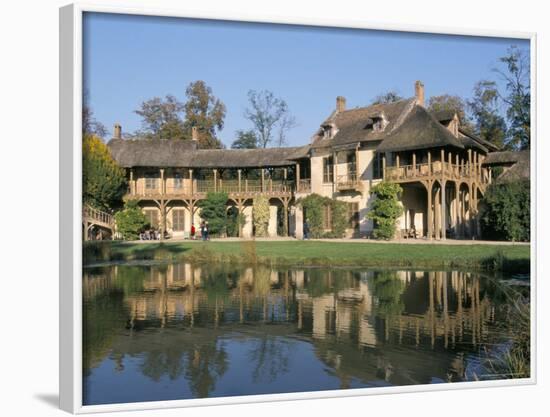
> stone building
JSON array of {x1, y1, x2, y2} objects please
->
[{"x1": 106, "y1": 81, "x2": 525, "y2": 240}]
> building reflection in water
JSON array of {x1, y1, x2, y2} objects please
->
[{"x1": 83, "y1": 263, "x2": 509, "y2": 403}]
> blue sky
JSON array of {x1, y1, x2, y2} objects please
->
[{"x1": 83, "y1": 12, "x2": 529, "y2": 147}]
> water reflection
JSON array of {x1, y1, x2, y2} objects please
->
[{"x1": 83, "y1": 263, "x2": 524, "y2": 405}]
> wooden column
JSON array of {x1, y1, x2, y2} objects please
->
[
  {"x1": 455, "y1": 181, "x2": 460, "y2": 238},
  {"x1": 160, "y1": 168, "x2": 165, "y2": 195},
  {"x1": 189, "y1": 169, "x2": 193, "y2": 195},
  {"x1": 427, "y1": 181, "x2": 433, "y2": 240},
  {"x1": 333, "y1": 152, "x2": 338, "y2": 192},
  {"x1": 129, "y1": 169, "x2": 134, "y2": 195},
  {"x1": 427, "y1": 151, "x2": 432, "y2": 175},
  {"x1": 412, "y1": 153, "x2": 416, "y2": 175},
  {"x1": 440, "y1": 149, "x2": 445, "y2": 174},
  {"x1": 441, "y1": 181, "x2": 446, "y2": 240},
  {"x1": 283, "y1": 198, "x2": 289, "y2": 236},
  {"x1": 238, "y1": 169, "x2": 242, "y2": 193},
  {"x1": 261, "y1": 169, "x2": 265, "y2": 192},
  {"x1": 296, "y1": 163, "x2": 301, "y2": 191},
  {"x1": 435, "y1": 185, "x2": 442, "y2": 240},
  {"x1": 213, "y1": 169, "x2": 217, "y2": 192},
  {"x1": 396, "y1": 153, "x2": 400, "y2": 168},
  {"x1": 467, "y1": 149, "x2": 472, "y2": 177},
  {"x1": 382, "y1": 154, "x2": 386, "y2": 180},
  {"x1": 283, "y1": 168, "x2": 287, "y2": 191}
]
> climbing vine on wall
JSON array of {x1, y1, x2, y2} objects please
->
[
  {"x1": 253, "y1": 195, "x2": 270, "y2": 237},
  {"x1": 367, "y1": 182, "x2": 403, "y2": 240},
  {"x1": 298, "y1": 193, "x2": 348, "y2": 238}
]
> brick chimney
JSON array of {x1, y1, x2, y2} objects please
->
[
  {"x1": 336, "y1": 96, "x2": 346, "y2": 112},
  {"x1": 191, "y1": 126, "x2": 198, "y2": 141},
  {"x1": 415, "y1": 81, "x2": 425, "y2": 107},
  {"x1": 113, "y1": 123, "x2": 122, "y2": 139}
]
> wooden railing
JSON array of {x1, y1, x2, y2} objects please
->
[
  {"x1": 129, "y1": 178, "x2": 298, "y2": 197},
  {"x1": 336, "y1": 174, "x2": 359, "y2": 191},
  {"x1": 297, "y1": 179, "x2": 311, "y2": 193},
  {"x1": 385, "y1": 162, "x2": 490, "y2": 185},
  {"x1": 83, "y1": 205, "x2": 114, "y2": 227}
]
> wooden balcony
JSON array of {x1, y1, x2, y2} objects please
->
[
  {"x1": 385, "y1": 161, "x2": 491, "y2": 187},
  {"x1": 336, "y1": 174, "x2": 360, "y2": 192},
  {"x1": 126, "y1": 178, "x2": 299, "y2": 200}
]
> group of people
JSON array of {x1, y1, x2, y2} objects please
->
[
  {"x1": 189, "y1": 221, "x2": 210, "y2": 241},
  {"x1": 139, "y1": 229, "x2": 161, "y2": 240}
]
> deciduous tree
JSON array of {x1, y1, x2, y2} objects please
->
[
  {"x1": 244, "y1": 90, "x2": 296, "y2": 148},
  {"x1": 468, "y1": 80, "x2": 508, "y2": 149},
  {"x1": 82, "y1": 134, "x2": 127, "y2": 211},
  {"x1": 231, "y1": 129, "x2": 258, "y2": 149},
  {"x1": 371, "y1": 90, "x2": 403, "y2": 105}
]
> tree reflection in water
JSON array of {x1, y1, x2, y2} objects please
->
[{"x1": 82, "y1": 263, "x2": 528, "y2": 405}]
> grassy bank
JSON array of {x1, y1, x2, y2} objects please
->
[{"x1": 83, "y1": 240, "x2": 530, "y2": 273}]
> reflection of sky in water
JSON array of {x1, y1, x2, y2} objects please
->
[{"x1": 83, "y1": 263, "x2": 528, "y2": 405}]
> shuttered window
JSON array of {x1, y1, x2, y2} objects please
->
[
  {"x1": 323, "y1": 156, "x2": 334, "y2": 183},
  {"x1": 172, "y1": 209, "x2": 185, "y2": 232},
  {"x1": 144, "y1": 210, "x2": 159, "y2": 228}
]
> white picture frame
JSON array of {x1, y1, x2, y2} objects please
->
[{"x1": 59, "y1": 2, "x2": 537, "y2": 413}]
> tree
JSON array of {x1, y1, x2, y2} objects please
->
[
  {"x1": 134, "y1": 95, "x2": 186, "y2": 140},
  {"x1": 82, "y1": 90, "x2": 107, "y2": 138},
  {"x1": 367, "y1": 182, "x2": 403, "y2": 240},
  {"x1": 427, "y1": 94, "x2": 473, "y2": 130},
  {"x1": 480, "y1": 180, "x2": 530, "y2": 242},
  {"x1": 493, "y1": 46, "x2": 530, "y2": 150},
  {"x1": 371, "y1": 90, "x2": 403, "y2": 105},
  {"x1": 183, "y1": 80, "x2": 227, "y2": 149},
  {"x1": 231, "y1": 129, "x2": 258, "y2": 149},
  {"x1": 198, "y1": 192, "x2": 229, "y2": 236},
  {"x1": 82, "y1": 134, "x2": 127, "y2": 211},
  {"x1": 114, "y1": 200, "x2": 149, "y2": 240},
  {"x1": 244, "y1": 90, "x2": 296, "y2": 148},
  {"x1": 253, "y1": 195, "x2": 270, "y2": 237},
  {"x1": 468, "y1": 80, "x2": 508, "y2": 149}
]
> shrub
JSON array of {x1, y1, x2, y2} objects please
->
[
  {"x1": 480, "y1": 180, "x2": 530, "y2": 241},
  {"x1": 114, "y1": 200, "x2": 149, "y2": 240},
  {"x1": 367, "y1": 182, "x2": 403, "y2": 240},
  {"x1": 298, "y1": 193, "x2": 348, "y2": 238},
  {"x1": 198, "y1": 191, "x2": 229, "y2": 236},
  {"x1": 253, "y1": 195, "x2": 270, "y2": 237}
]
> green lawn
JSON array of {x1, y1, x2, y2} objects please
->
[{"x1": 84, "y1": 240, "x2": 530, "y2": 273}]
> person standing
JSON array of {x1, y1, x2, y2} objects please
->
[
  {"x1": 190, "y1": 224, "x2": 196, "y2": 240},
  {"x1": 303, "y1": 219, "x2": 310, "y2": 240}
]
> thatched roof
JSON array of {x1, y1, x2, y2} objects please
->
[
  {"x1": 496, "y1": 158, "x2": 530, "y2": 183},
  {"x1": 107, "y1": 139, "x2": 304, "y2": 168},
  {"x1": 483, "y1": 150, "x2": 529, "y2": 166},
  {"x1": 311, "y1": 98, "x2": 416, "y2": 149},
  {"x1": 458, "y1": 128, "x2": 500, "y2": 152},
  {"x1": 376, "y1": 105, "x2": 465, "y2": 152}
]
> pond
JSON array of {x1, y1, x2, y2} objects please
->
[{"x1": 82, "y1": 262, "x2": 529, "y2": 405}]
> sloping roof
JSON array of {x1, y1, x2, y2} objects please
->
[
  {"x1": 458, "y1": 128, "x2": 500, "y2": 152},
  {"x1": 497, "y1": 158, "x2": 530, "y2": 183},
  {"x1": 376, "y1": 105, "x2": 465, "y2": 152},
  {"x1": 483, "y1": 150, "x2": 529, "y2": 165},
  {"x1": 311, "y1": 98, "x2": 416, "y2": 149},
  {"x1": 458, "y1": 133, "x2": 488, "y2": 153},
  {"x1": 107, "y1": 139, "x2": 303, "y2": 168},
  {"x1": 432, "y1": 110, "x2": 457, "y2": 123}
]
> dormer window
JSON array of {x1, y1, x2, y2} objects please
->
[
  {"x1": 366, "y1": 112, "x2": 388, "y2": 132},
  {"x1": 321, "y1": 122, "x2": 337, "y2": 139}
]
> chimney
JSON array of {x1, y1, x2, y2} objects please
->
[
  {"x1": 415, "y1": 81, "x2": 425, "y2": 107},
  {"x1": 191, "y1": 126, "x2": 198, "y2": 141},
  {"x1": 336, "y1": 96, "x2": 346, "y2": 112},
  {"x1": 114, "y1": 123, "x2": 122, "y2": 139}
]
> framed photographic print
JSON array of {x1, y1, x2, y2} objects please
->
[{"x1": 60, "y1": 2, "x2": 536, "y2": 413}]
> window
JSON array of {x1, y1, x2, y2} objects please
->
[
  {"x1": 174, "y1": 173, "x2": 183, "y2": 189},
  {"x1": 347, "y1": 152, "x2": 357, "y2": 179},
  {"x1": 322, "y1": 204, "x2": 332, "y2": 230},
  {"x1": 144, "y1": 209, "x2": 159, "y2": 228},
  {"x1": 172, "y1": 209, "x2": 185, "y2": 232},
  {"x1": 373, "y1": 153, "x2": 383, "y2": 179},
  {"x1": 145, "y1": 174, "x2": 158, "y2": 190},
  {"x1": 348, "y1": 202, "x2": 359, "y2": 230},
  {"x1": 323, "y1": 156, "x2": 334, "y2": 183}
]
